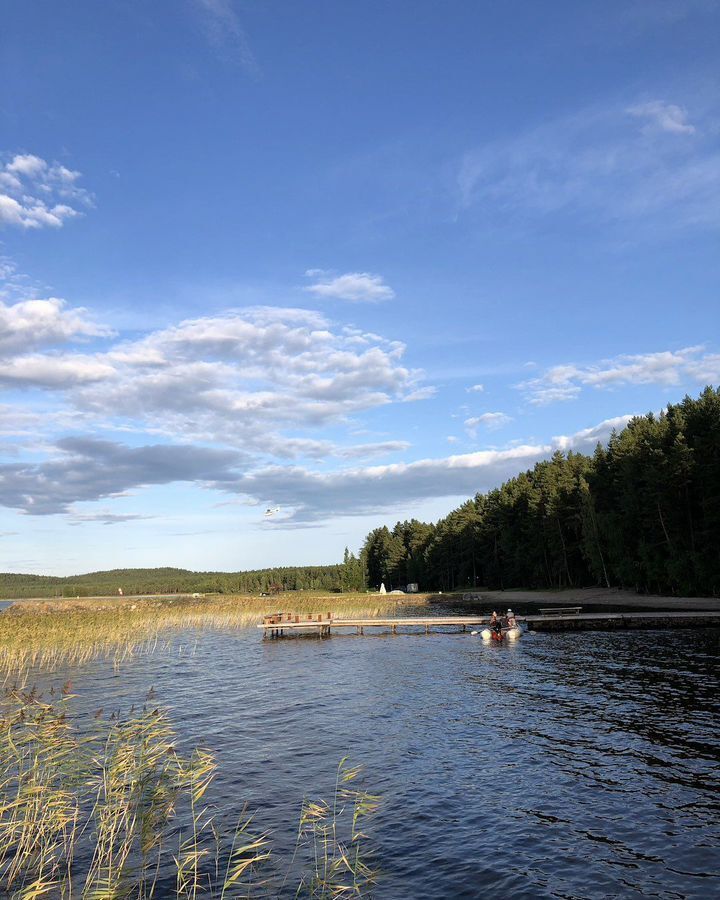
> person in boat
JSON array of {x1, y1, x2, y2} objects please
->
[
  {"x1": 490, "y1": 610, "x2": 502, "y2": 637},
  {"x1": 505, "y1": 608, "x2": 517, "y2": 628}
]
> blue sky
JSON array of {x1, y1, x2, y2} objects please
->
[{"x1": 1, "y1": 0, "x2": 719, "y2": 575}]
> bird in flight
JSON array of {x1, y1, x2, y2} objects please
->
[{"x1": 264, "y1": 507, "x2": 280, "y2": 517}]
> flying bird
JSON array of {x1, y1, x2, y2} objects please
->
[{"x1": 264, "y1": 507, "x2": 280, "y2": 517}]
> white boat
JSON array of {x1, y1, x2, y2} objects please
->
[{"x1": 480, "y1": 626, "x2": 522, "y2": 641}]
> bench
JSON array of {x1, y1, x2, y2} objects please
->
[{"x1": 538, "y1": 606, "x2": 582, "y2": 616}]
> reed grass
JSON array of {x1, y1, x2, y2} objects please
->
[
  {"x1": 0, "y1": 689, "x2": 378, "y2": 898},
  {"x1": 0, "y1": 592, "x2": 426, "y2": 679}
]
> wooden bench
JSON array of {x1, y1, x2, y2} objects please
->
[{"x1": 538, "y1": 606, "x2": 582, "y2": 616}]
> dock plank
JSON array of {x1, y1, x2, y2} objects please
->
[{"x1": 258, "y1": 611, "x2": 720, "y2": 636}]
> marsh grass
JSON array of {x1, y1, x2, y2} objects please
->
[
  {"x1": 0, "y1": 690, "x2": 378, "y2": 898},
  {"x1": 0, "y1": 592, "x2": 423, "y2": 679}
]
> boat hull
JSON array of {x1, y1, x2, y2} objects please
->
[{"x1": 480, "y1": 625, "x2": 522, "y2": 641}]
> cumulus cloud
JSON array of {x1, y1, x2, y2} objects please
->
[
  {"x1": 0, "y1": 297, "x2": 111, "y2": 354},
  {"x1": 627, "y1": 100, "x2": 696, "y2": 134},
  {"x1": 0, "y1": 303, "x2": 428, "y2": 460},
  {"x1": 0, "y1": 354, "x2": 116, "y2": 388},
  {"x1": 552, "y1": 415, "x2": 635, "y2": 451},
  {"x1": 464, "y1": 412, "x2": 513, "y2": 436},
  {"x1": 304, "y1": 270, "x2": 395, "y2": 302},
  {"x1": 518, "y1": 346, "x2": 719, "y2": 405},
  {"x1": 466, "y1": 383, "x2": 484, "y2": 393},
  {"x1": 0, "y1": 153, "x2": 91, "y2": 229}
]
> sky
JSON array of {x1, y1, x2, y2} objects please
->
[{"x1": 1, "y1": 0, "x2": 719, "y2": 576}]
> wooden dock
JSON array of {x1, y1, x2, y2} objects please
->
[{"x1": 259, "y1": 610, "x2": 720, "y2": 638}]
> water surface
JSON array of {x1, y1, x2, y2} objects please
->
[{"x1": 20, "y1": 622, "x2": 720, "y2": 898}]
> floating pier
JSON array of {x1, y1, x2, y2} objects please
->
[{"x1": 259, "y1": 610, "x2": 720, "y2": 638}]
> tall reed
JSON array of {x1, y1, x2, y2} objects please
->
[
  {"x1": 0, "y1": 593, "x2": 419, "y2": 679},
  {"x1": 0, "y1": 690, "x2": 378, "y2": 898}
]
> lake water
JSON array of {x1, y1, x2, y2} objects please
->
[{"x1": 17, "y1": 622, "x2": 720, "y2": 899}]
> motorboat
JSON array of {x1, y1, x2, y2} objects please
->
[
  {"x1": 480, "y1": 625, "x2": 522, "y2": 641},
  {"x1": 480, "y1": 612, "x2": 523, "y2": 641}
]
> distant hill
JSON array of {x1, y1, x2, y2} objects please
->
[{"x1": 0, "y1": 560, "x2": 366, "y2": 599}]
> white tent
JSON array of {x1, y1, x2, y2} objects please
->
[{"x1": 379, "y1": 582, "x2": 386, "y2": 594}]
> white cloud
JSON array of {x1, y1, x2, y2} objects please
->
[
  {"x1": 458, "y1": 95, "x2": 720, "y2": 231},
  {"x1": 0, "y1": 297, "x2": 112, "y2": 354},
  {"x1": 192, "y1": 0, "x2": 259, "y2": 75},
  {"x1": 0, "y1": 303, "x2": 428, "y2": 458},
  {"x1": 466, "y1": 383, "x2": 484, "y2": 393},
  {"x1": 337, "y1": 441, "x2": 410, "y2": 460},
  {"x1": 304, "y1": 270, "x2": 395, "y2": 302},
  {"x1": 552, "y1": 415, "x2": 635, "y2": 451},
  {"x1": 518, "y1": 346, "x2": 720, "y2": 405},
  {"x1": 0, "y1": 153, "x2": 91, "y2": 230},
  {"x1": 0, "y1": 354, "x2": 116, "y2": 388},
  {"x1": 67, "y1": 510, "x2": 157, "y2": 526},
  {"x1": 464, "y1": 412, "x2": 513, "y2": 436},
  {"x1": 209, "y1": 414, "x2": 636, "y2": 523},
  {"x1": 6, "y1": 154, "x2": 47, "y2": 178},
  {"x1": 627, "y1": 100, "x2": 696, "y2": 134}
]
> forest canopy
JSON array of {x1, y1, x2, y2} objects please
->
[{"x1": 361, "y1": 387, "x2": 720, "y2": 597}]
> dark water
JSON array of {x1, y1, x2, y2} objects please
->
[{"x1": 18, "y1": 624, "x2": 720, "y2": 899}]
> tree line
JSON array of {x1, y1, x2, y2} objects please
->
[
  {"x1": 0, "y1": 555, "x2": 366, "y2": 599},
  {"x1": 361, "y1": 387, "x2": 720, "y2": 597}
]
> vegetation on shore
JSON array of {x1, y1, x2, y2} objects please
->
[
  {"x1": 0, "y1": 556, "x2": 366, "y2": 600},
  {"x1": 363, "y1": 387, "x2": 720, "y2": 597},
  {"x1": 0, "y1": 689, "x2": 378, "y2": 898},
  {"x1": 0, "y1": 593, "x2": 416, "y2": 677}
]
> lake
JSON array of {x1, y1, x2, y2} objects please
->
[{"x1": 17, "y1": 620, "x2": 720, "y2": 898}]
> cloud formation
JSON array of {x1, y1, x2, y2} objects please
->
[
  {"x1": 210, "y1": 414, "x2": 632, "y2": 523},
  {"x1": 627, "y1": 100, "x2": 696, "y2": 134},
  {"x1": 0, "y1": 297, "x2": 111, "y2": 354},
  {"x1": 458, "y1": 96, "x2": 718, "y2": 230},
  {"x1": 192, "y1": 0, "x2": 259, "y2": 75},
  {"x1": 1, "y1": 416, "x2": 622, "y2": 521},
  {"x1": 518, "y1": 346, "x2": 720, "y2": 405},
  {"x1": 464, "y1": 412, "x2": 513, "y2": 436},
  {"x1": 304, "y1": 270, "x2": 395, "y2": 302},
  {"x1": 0, "y1": 154, "x2": 91, "y2": 229},
  {"x1": 0, "y1": 438, "x2": 242, "y2": 515},
  {"x1": 0, "y1": 290, "x2": 712, "y2": 526},
  {"x1": 0, "y1": 302, "x2": 426, "y2": 460}
]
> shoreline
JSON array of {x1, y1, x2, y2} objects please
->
[{"x1": 432, "y1": 586, "x2": 720, "y2": 612}]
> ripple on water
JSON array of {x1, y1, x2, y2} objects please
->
[{"x1": 19, "y1": 625, "x2": 720, "y2": 898}]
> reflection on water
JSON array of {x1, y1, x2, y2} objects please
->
[{"x1": 17, "y1": 625, "x2": 720, "y2": 899}]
